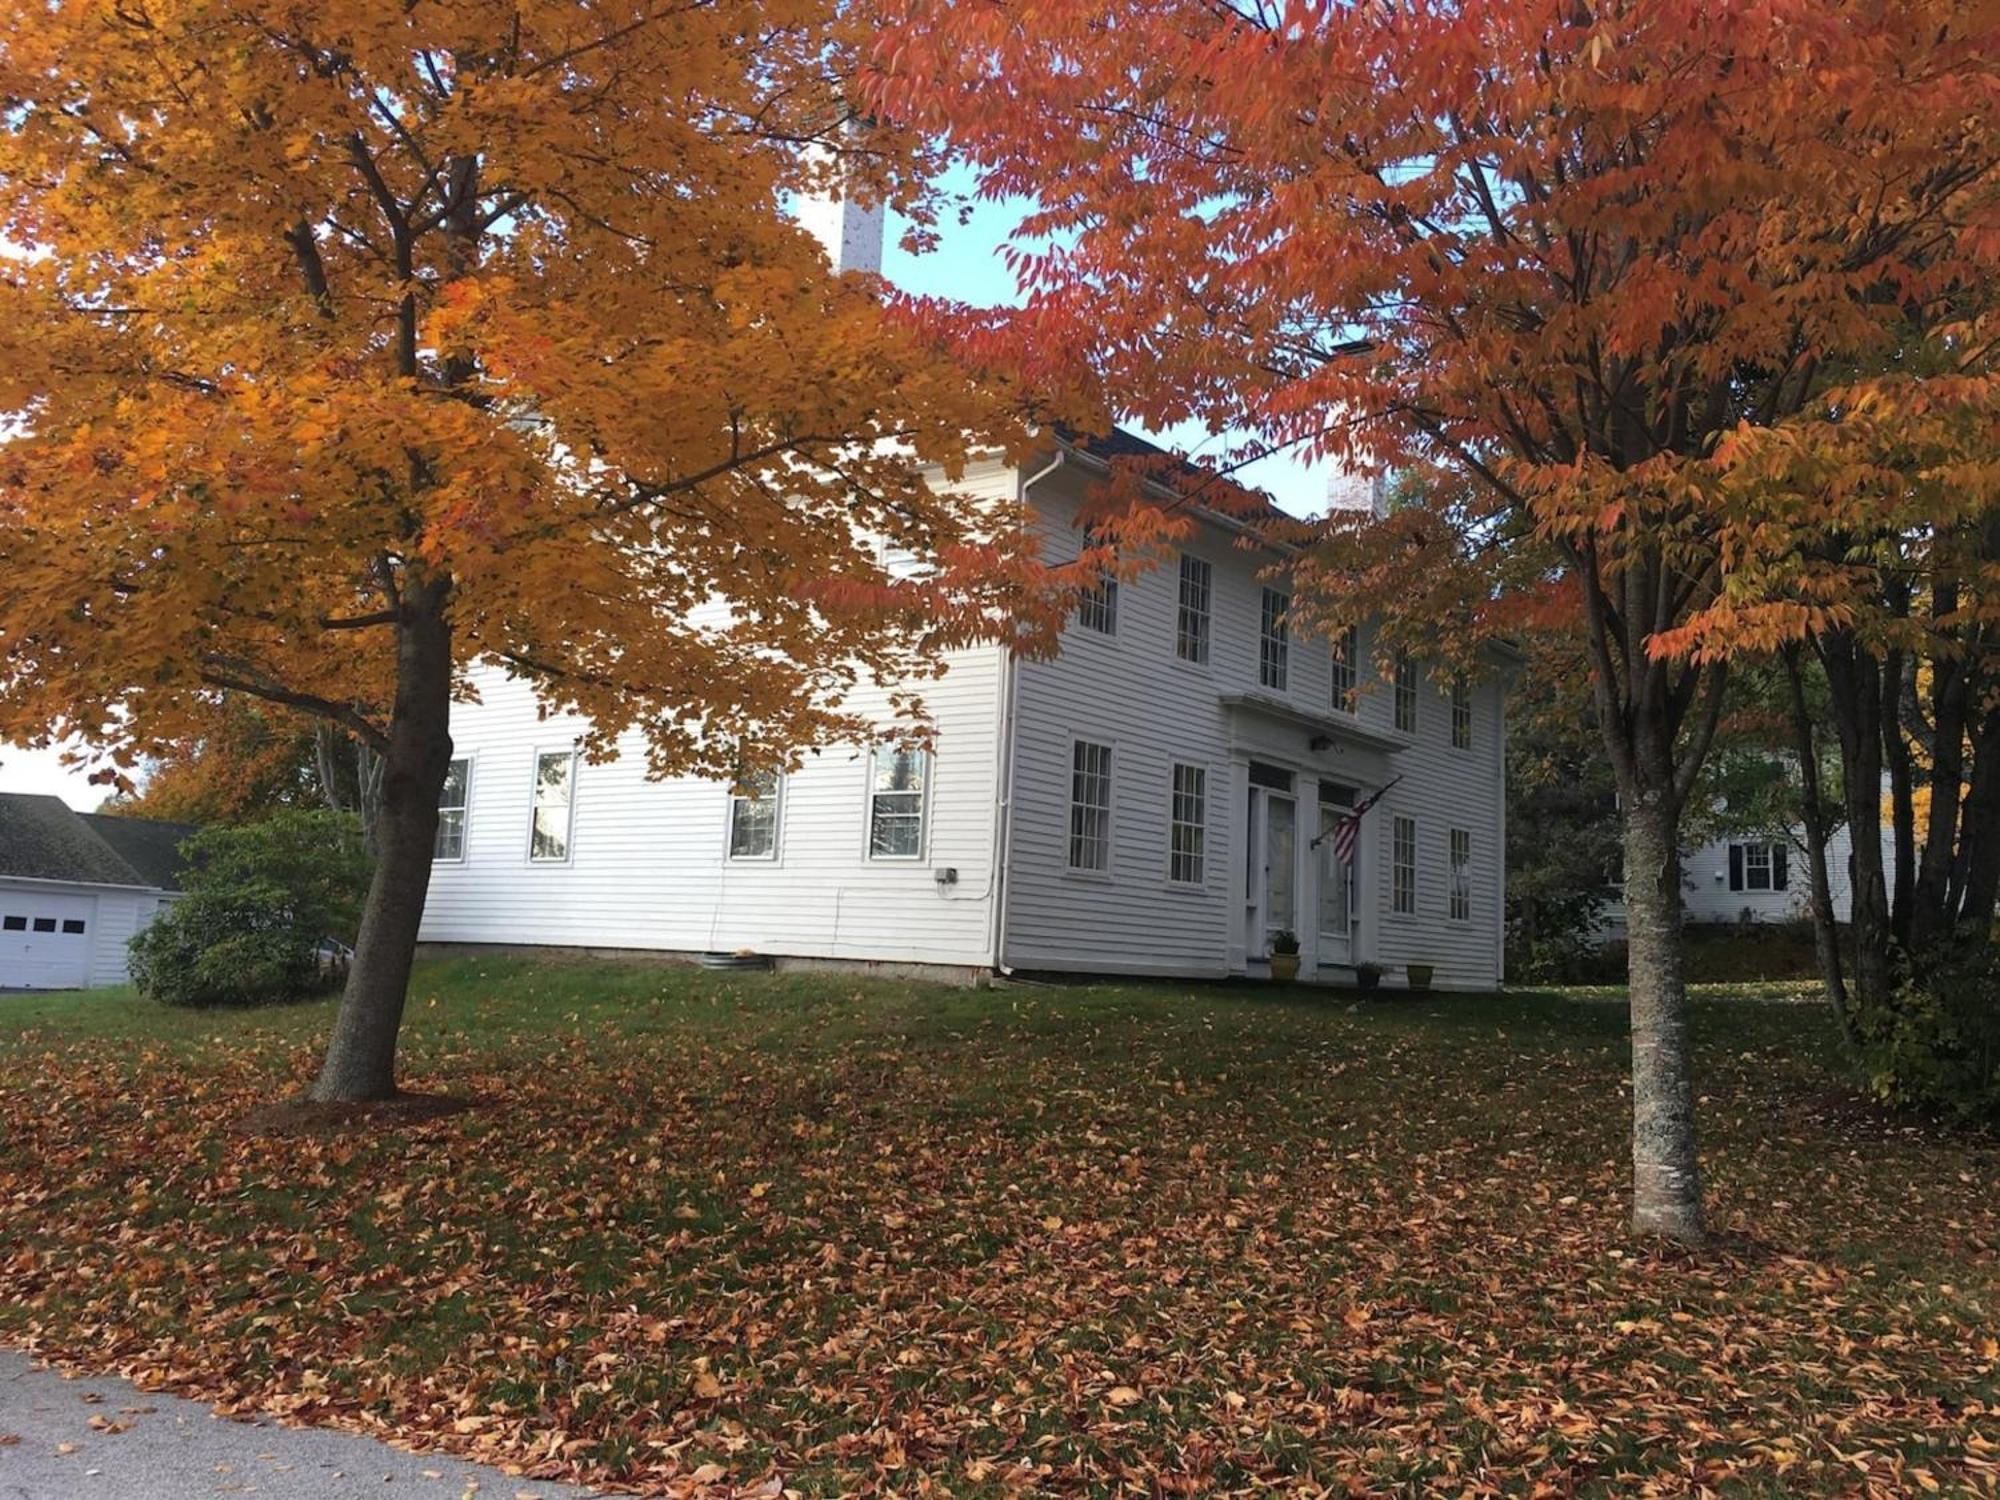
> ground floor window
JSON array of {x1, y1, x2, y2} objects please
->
[
  {"x1": 1068, "y1": 740, "x2": 1113, "y2": 872},
  {"x1": 729, "y1": 769, "x2": 782, "y2": 860},
  {"x1": 530, "y1": 749, "x2": 576, "y2": 862},
  {"x1": 1448, "y1": 827, "x2": 1471, "y2": 921},
  {"x1": 1169, "y1": 763, "x2": 1206, "y2": 885},
  {"x1": 868, "y1": 747, "x2": 930, "y2": 859},
  {"x1": 1392, "y1": 815, "x2": 1417, "y2": 915},
  {"x1": 1729, "y1": 840, "x2": 1790, "y2": 892},
  {"x1": 435, "y1": 757, "x2": 470, "y2": 861}
]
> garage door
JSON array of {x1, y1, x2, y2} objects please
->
[{"x1": 0, "y1": 892, "x2": 96, "y2": 990}]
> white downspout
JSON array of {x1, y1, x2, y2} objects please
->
[{"x1": 986, "y1": 446, "x2": 1068, "y2": 975}]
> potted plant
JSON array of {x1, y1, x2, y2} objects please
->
[
  {"x1": 1267, "y1": 930, "x2": 1301, "y2": 983},
  {"x1": 1354, "y1": 961, "x2": 1384, "y2": 992},
  {"x1": 1406, "y1": 961, "x2": 1435, "y2": 992}
]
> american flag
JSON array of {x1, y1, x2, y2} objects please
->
[{"x1": 1323, "y1": 777, "x2": 1401, "y2": 866}]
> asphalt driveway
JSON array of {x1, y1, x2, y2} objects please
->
[{"x1": 0, "y1": 1351, "x2": 599, "y2": 1499}]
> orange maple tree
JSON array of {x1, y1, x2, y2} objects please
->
[
  {"x1": 0, "y1": 0, "x2": 1058, "y2": 1101},
  {"x1": 872, "y1": 0, "x2": 2000, "y2": 1240}
]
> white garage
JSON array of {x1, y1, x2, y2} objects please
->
[{"x1": 0, "y1": 793, "x2": 193, "y2": 991}]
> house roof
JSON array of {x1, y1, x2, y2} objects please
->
[
  {"x1": 82, "y1": 812, "x2": 197, "y2": 892},
  {"x1": 0, "y1": 792, "x2": 194, "y2": 891}
]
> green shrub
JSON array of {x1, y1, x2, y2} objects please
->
[
  {"x1": 129, "y1": 809, "x2": 371, "y2": 1008},
  {"x1": 1856, "y1": 952, "x2": 2000, "y2": 1125}
]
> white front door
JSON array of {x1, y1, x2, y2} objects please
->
[
  {"x1": 0, "y1": 892, "x2": 95, "y2": 990},
  {"x1": 1317, "y1": 804, "x2": 1357, "y2": 966}
]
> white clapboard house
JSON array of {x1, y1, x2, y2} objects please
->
[{"x1": 418, "y1": 191, "x2": 1512, "y2": 990}]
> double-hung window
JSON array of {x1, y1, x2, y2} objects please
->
[
  {"x1": 1330, "y1": 625, "x2": 1359, "y2": 714},
  {"x1": 1259, "y1": 588, "x2": 1290, "y2": 691},
  {"x1": 1449, "y1": 827, "x2": 1472, "y2": 921},
  {"x1": 728, "y1": 769, "x2": 782, "y2": 860},
  {"x1": 1176, "y1": 553, "x2": 1212, "y2": 664},
  {"x1": 1728, "y1": 841, "x2": 1790, "y2": 892},
  {"x1": 1169, "y1": 763, "x2": 1206, "y2": 885},
  {"x1": 1450, "y1": 675, "x2": 1472, "y2": 750},
  {"x1": 1068, "y1": 740, "x2": 1113, "y2": 872},
  {"x1": 1392, "y1": 815, "x2": 1418, "y2": 915},
  {"x1": 435, "y1": 757, "x2": 471, "y2": 861},
  {"x1": 868, "y1": 747, "x2": 929, "y2": 859},
  {"x1": 1393, "y1": 650, "x2": 1418, "y2": 734},
  {"x1": 1075, "y1": 527, "x2": 1117, "y2": 635},
  {"x1": 529, "y1": 749, "x2": 576, "y2": 862}
]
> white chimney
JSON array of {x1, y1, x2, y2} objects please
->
[
  {"x1": 797, "y1": 121, "x2": 885, "y2": 276},
  {"x1": 1324, "y1": 466, "x2": 1388, "y2": 518}
]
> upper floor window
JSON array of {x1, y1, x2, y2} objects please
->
[
  {"x1": 1076, "y1": 572, "x2": 1118, "y2": 635},
  {"x1": 1169, "y1": 762, "x2": 1207, "y2": 885},
  {"x1": 868, "y1": 747, "x2": 930, "y2": 859},
  {"x1": 1449, "y1": 827, "x2": 1472, "y2": 921},
  {"x1": 1393, "y1": 649, "x2": 1418, "y2": 734},
  {"x1": 1392, "y1": 814, "x2": 1418, "y2": 915},
  {"x1": 1068, "y1": 740, "x2": 1114, "y2": 872},
  {"x1": 435, "y1": 757, "x2": 471, "y2": 862},
  {"x1": 1728, "y1": 841, "x2": 1789, "y2": 892},
  {"x1": 1259, "y1": 588, "x2": 1290, "y2": 691},
  {"x1": 728, "y1": 768, "x2": 782, "y2": 860},
  {"x1": 1176, "y1": 553, "x2": 1212, "y2": 664},
  {"x1": 1451, "y1": 675, "x2": 1472, "y2": 750},
  {"x1": 1330, "y1": 625, "x2": 1359, "y2": 714},
  {"x1": 530, "y1": 749, "x2": 576, "y2": 862}
]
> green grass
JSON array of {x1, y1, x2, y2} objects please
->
[{"x1": 3, "y1": 960, "x2": 1996, "y2": 1495}]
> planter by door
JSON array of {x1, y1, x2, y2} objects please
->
[
  {"x1": 1406, "y1": 962, "x2": 1435, "y2": 991},
  {"x1": 1269, "y1": 952, "x2": 1301, "y2": 983}
]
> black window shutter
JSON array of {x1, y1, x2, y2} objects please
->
[
  {"x1": 1771, "y1": 843, "x2": 1789, "y2": 892},
  {"x1": 1728, "y1": 844, "x2": 1744, "y2": 892}
]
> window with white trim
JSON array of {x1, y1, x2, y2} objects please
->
[
  {"x1": 1449, "y1": 827, "x2": 1472, "y2": 921},
  {"x1": 1394, "y1": 650, "x2": 1418, "y2": 734},
  {"x1": 1176, "y1": 553, "x2": 1212, "y2": 664},
  {"x1": 435, "y1": 757, "x2": 470, "y2": 861},
  {"x1": 1451, "y1": 675, "x2": 1472, "y2": 750},
  {"x1": 1169, "y1": 763, "x2": 1206, "y2": 885},
  {"x1": 728, "y1": 768, "x2": 781, "y2": 860},
  {"x1": 1068, "y1": 740, "x2": 1113, "y2": 872},
  {"x1": 1076, "y1": 573, "x2": 1117, "y2": 635},
  {"x1": 529, "y1": 750, "x2": 576, "y2": 862},
  {"x1": 1392, "y1": 814, "x2": 1417, "y2": 915},
  {"x1": 1259, "y1": 588, "x2": 1290, "y2": 691},
  {"x1": 1330, "y1": 625, "x2": 1359, "y2": 714},
  {"x1": 868, "y1": 747, "x2": 929, "y2": 859},
  {"x1": 1729, "y1": 840, "x2": 1789, "y2": 892}
]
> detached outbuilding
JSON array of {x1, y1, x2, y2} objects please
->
[{"x1": 0, "y1": 793, "x2": 194, "y2": 991}]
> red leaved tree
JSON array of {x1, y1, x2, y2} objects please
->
[{"x1": 872, "y1": 0, "x2": 2000, "y2": 1240}]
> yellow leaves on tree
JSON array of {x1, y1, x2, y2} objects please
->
[{"x1": 0, "y1": 0, "x2": 1059, "y2": 1101}]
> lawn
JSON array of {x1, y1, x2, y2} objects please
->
[{"x1": 2, "y1": 962, "x2": 1995, "y2": 1496}]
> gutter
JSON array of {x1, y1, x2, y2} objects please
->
[
  {"x1": 986, "y1": 446, "x2": 1068, "y2": 976},
  {"x1": 0, "y1": 873, "x2": 172, "y2": 895}
]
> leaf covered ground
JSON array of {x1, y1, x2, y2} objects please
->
[{"x1": 2, "y1": 962, "x2": 1996, "y2": 1496}]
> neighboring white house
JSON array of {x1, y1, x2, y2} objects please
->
[
  {"x1": 1600, "y1": 814, "x2": 1896, "y2": 932},
  {"x1": 418, "y1": 432, "x2": 1513, "y2": 991},
  {"x1": 0, "y1": 793, "x2": 192, "y2": 990}
]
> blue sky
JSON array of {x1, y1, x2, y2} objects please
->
[{"x1": 881, "y1": 176, "x2": 1334, "y2": 519}]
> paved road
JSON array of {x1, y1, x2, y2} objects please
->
[{"x1": 0, "y1": 1352, "x2": 599, "y2": 1500}]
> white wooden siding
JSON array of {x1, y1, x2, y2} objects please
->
[
  {"x1": 999, "y1": 466, "x2": 1507, "y2": 990},
  {"x1": 420, "y1": 652, "x2": 1008, "y2": 967}
]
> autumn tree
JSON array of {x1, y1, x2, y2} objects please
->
[
  {"x1": 874, "y1": 0, "x2": 2000, "y2": 1239},
  {"x1": 0, "y1": 0, "x2": 1052, "y2": 1101}
]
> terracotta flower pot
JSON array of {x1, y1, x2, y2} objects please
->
[{"x1": 1269, "y1": 952, "x2": 1301, "y2": 982}]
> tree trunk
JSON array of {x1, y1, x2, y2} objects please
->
[
  {"x1": 310, "y1": 585, "x2": 454, "y2": 1102},
  {"x1": 1621, "y1": 794, "x2": 1705, "y2": 1244},
  {"x1": 1822, "y1": 635, "x2": 1895, "y2": 1013},
  {"x1": 1782, "y1": 648, "x2": 1852, "y2": 1036}
]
